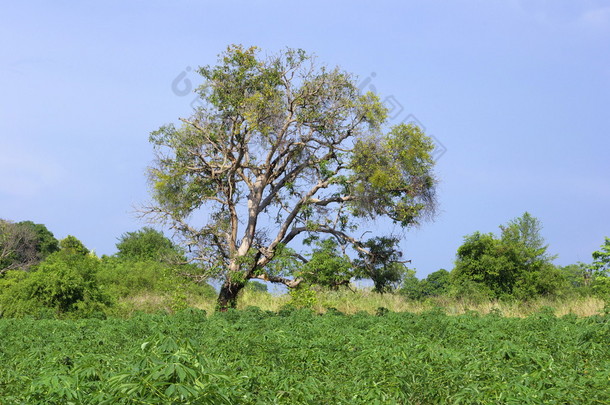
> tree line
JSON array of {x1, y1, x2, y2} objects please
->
[
  {"x1": 400, "y1": 213, "x2": 609, "y2": 301},
  {"x1": 0, "y1": 214, "x2": 608, "y2": 318}
]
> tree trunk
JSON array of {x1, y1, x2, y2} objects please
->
[{"x1": 217, "y1": 280, "x2": 245, "y2": 311}]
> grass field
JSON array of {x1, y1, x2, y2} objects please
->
[
  {"x1": 1, "y1": 306, "x2": 608, "y2": 404},
  {"x1": 116, "y1": 287, "x2": 606, "y2": 319}
]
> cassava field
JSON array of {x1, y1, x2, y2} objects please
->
[{"x1": 1, "y1": 306, "x2": 609, "y2": 404}]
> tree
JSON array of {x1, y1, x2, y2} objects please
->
[
  {"x1": 587, "y1": 237, "x2": 610, "y2": 297},
  {"x1": 557, "y1": 263, "x2": 589, "y2": 289},
  {"x1": 400, "y1": 268, "x2": 451, "y2": 300},
  {"x1": 399, "y1": 268, "x2": 421, "y2": 299},
  {"x1": 1, "y1": 220, "x2": 36, "y2": 273},
  {"x1": 144, "y1": 45, "x2": 437, "y2": 309},
  {"x1": 59, "y1": 235, "x2": 90, "y2": 256},
  {"x1": 451, "y1": 232, "x2": 514, "y2": 297},
  {"x1": 354, "y1": 236, "x2": 410, "y2": 293},
  {"x1": 17, "y1": 221, "x2": 60, "y2": 257},
  {"x1": 499, "y1": 212, "x2": 556, "y2": 267},
  {"x1": 0, "y1": 219, "x2": 58, "y2": 273},
  {"x1": 297, "y1": 238, "x2": 353, "y2": 289},
  {"x1": 419, "y1": 269, "x2": 451, "y2": 298},
  {"x1": 588, "y1": 236, "x2": 610, "y2": 277},
  {"x1": 116, "y1": 227, "x2": 184, "y2": 262},
  {"x1": 451, "y1": 213, "x2": 563, "y2": 299}
]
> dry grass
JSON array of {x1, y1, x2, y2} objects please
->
[
  {"x1": 236, "y1": 288, "x2": 606, "y2": 318},
  {"x1": 237, "y1": 289, "x2": 291, "y2": 311},
  {"x1": 422, "y1": 295, "x2": 605, "y2": 318},
  {"x1": 113, "y1": 288, "x2": 606, "y2": 318}
]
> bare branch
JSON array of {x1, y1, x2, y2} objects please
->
[{"x1": 252, "y1": 273, "x2": 302, "y2": 288}]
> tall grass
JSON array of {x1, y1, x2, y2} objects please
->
[
  {"x1": 237, "y1": 288, "x2": 605, "y2": 317},
  {"x1": 108, "y1": 286, "x2": 605, "y2": 318}
]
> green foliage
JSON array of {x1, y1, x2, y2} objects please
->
[
  {"x1": 286, "y1": 284, "x2": 318, "y2": 309},
  {"x1": 1, "y1": 311, "x2": 609, "y2": 403},
  {"x1": 449, "y1": 278, "x2": 495, "y2": 304},
  {"x1": 452, "y1": 232, "x2": 515, "y2": 297},
  {"x1": 59, "y1": 235, "x2": 90, "y2": 256},
  {"x1": 97, "y1": 257, "x2": 216, "y2": 307},
  {"x1": 97, "y1": 258, "x2": 177, "y2": 298},
  {"x1": 452, "y1": 213, "x2": 565, "y2": 300},
  {"x1": 350, "y1": 123, "x2": 437, "y2": 226},
  {"x1": 399, "y1": 267, "x2": 421, "y2": 299},
  {"x1": 354, "y1": 236, "x2": 409, "y2": 293},
  {"x1": 1, "y1": 219, "x2": 58, "y2": 271},
  {"x1": 0, "y1": 250, "x2": 111, "y2": 318},
  {"x1": 558, "y1": 263, "x2": 589, "y2": 289},
  {"x1": 420, "y1": 269, "x2": 451, "y2": 297},
  {"x1": 500, "y1": 212, "x2": 556, "y2": 264},
  {"x1": 298, "y1": 238, "x2": 352, "y2": 288},
  {"x1": 591, "y1": 276, "x2": 610, "y2": 298},
  {"x1": 115, "y1": 227, "x2": 184, "y2": 262},
  {"x1": 244, "y1": 280, "x2": 268, "y2": 293},
  {"x1": 401, "y1": 269, "x2": 451, "y2": 300},
  {"x1": 17, "y1": 220, "x2": 60, "y2": 257},
  {"x1": 588, "y1": 236, "x2": 610, "y2": 277}
]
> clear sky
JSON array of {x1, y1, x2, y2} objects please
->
[{"x1": 1, "y1": 1, "x2": 609, "y2": 279}]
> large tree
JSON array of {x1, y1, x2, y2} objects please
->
[{"x1": 144, "y1": 46, "x2": 437, "y2": 308}]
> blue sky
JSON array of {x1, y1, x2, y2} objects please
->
[{"x1": 1, "y1": 1, "x2": 609, "y2": 279}]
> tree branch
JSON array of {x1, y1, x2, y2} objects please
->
[{"x1": 252, "y1": 273, "x2": 302, "y2": 288}]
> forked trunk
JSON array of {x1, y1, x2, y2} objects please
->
[{"x1": 217, "y1": 280, "x2": 245, "y2": 311}]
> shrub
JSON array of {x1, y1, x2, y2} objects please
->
[{"x1": 0, "y1": 250, "x2": 111, "y2": 318}]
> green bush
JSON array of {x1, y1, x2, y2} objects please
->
[
  {"x1": 285, "y1": 284, "x2": 317, "y2": 309},
  {"x1": 0, "y1": 251, "x2": 111, "y2": 318},
  {"x1": 97, "y1": 258, "x2": 177, "y2": 298},
  {"x1": 592, "y1": 276, "x2": 610, "y2": 299}
]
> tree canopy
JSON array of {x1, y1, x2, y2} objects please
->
[
  {"x1": 116, "y1": 227, "x2": 184, "y2": 262},
  {"x1": 588, "y1": 236, "x2": 610, "y2": 277},
  {"x1": 0, "y1": 219, "x2": 59, "y2": 273},
  {"x1": 144, "y1": 45, "x2": 437, "y2": 308},
  {"x1": 452, "y1": 212, "x2": 563, "y2": 299}
]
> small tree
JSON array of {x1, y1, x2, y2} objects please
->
[
  {"x1": 399, "y1": 268, "x2": 421, "y2": 299},
  {"x1": 17, "y1": 221, "x2": 60, "y2": 257},
  {"x1": 452, "y1": 232, "x2": 516, "y2": 297},
  {"x1": 0, "y1": 220, "x2": 58, "y2": 273},
  {"x1": 400, "y1": 269, "x2": 451, "y2": 300},
  {"x1": 587, "y1": 237, "x2": 610, "y2": 297},
  {"x1": 419, "y1": 269, "x2": 451, "y2": 298},
  {"x1": 59, "y1": 235, "x2": 90, "y2": 256},
  {"x1": 297, "y1": 238, "x2": 353, "y2": 289},
  {"x1": 354, "y1": 236, "x2": 410, "y2": 293},
  {"x1": 452, "y1": 213, "x2": 563, "y2": 299},
  {"x1": 588, "y1": 237, "x2": 610, "y2": 277},
  {"x1": 144, "y1": 45, "x2": 437, "y2": 309},
  {"x1": 116, "y1": 227, "x2": 184, "y2": 262}
]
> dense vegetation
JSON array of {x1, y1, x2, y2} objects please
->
[
  {"x1": 0, "y1": 225, "x2": 216, "y2": 318},
  {"x1": 1, "y1": 308, "x2": 608, "y2": 404},
  {"x1": 0, "y1": 215, "x2": 609, "y2": 319}
]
